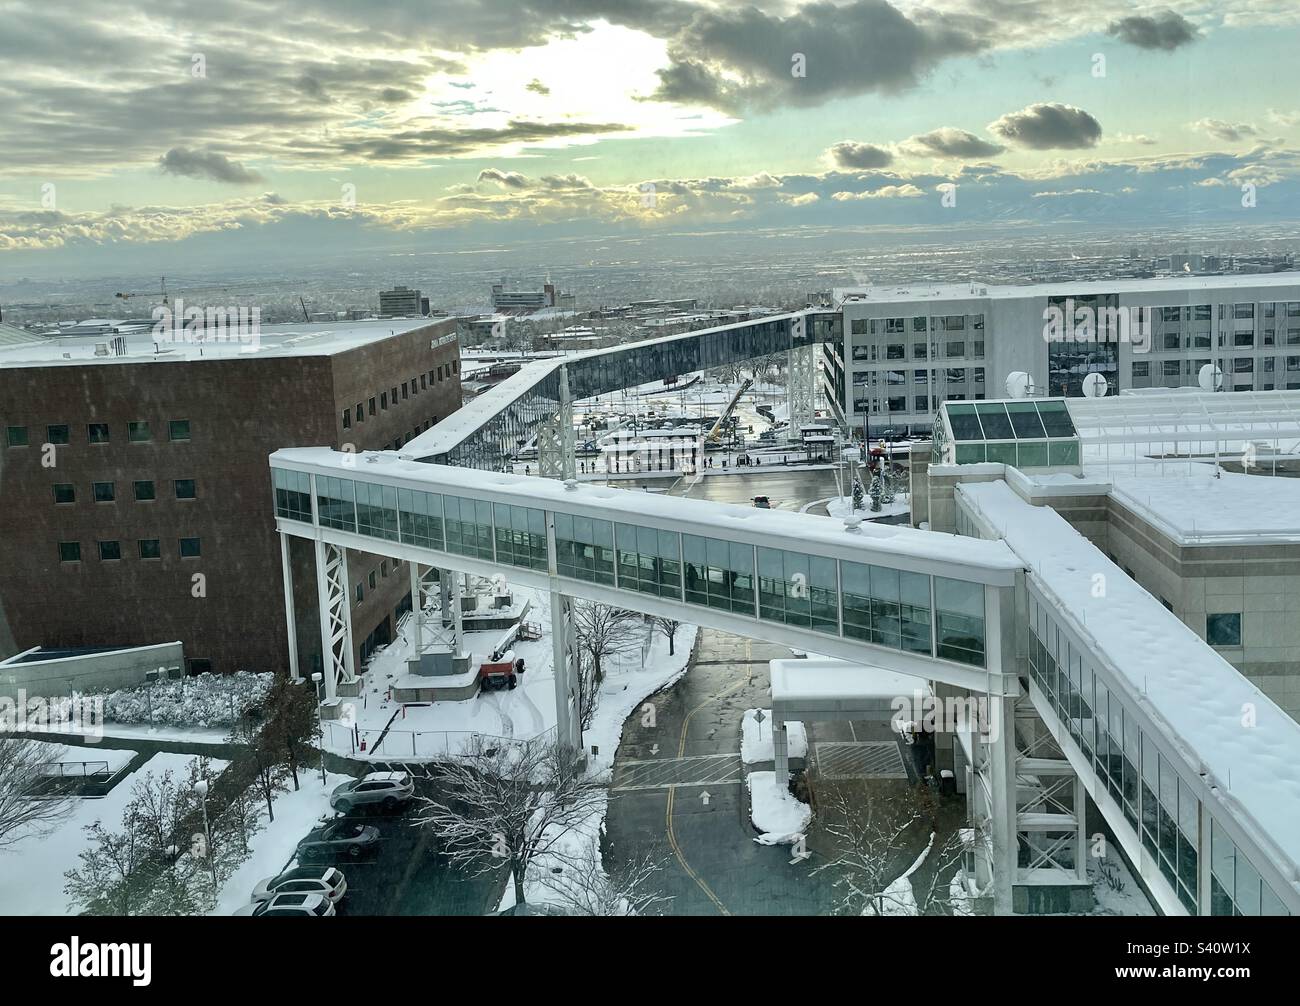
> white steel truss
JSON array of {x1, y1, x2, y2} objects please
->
[
  {"x1": 787, "y1": 339, "x2": 817, "y2": 429},
  {"x1": 537, "y1": 364, "x2": 577, "y2": 480},
  {"x1": 314, "y1": 540, "x2": 355, "y2": 698}
]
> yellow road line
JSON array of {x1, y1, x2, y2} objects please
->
[
  {"x1": 665, "y1": 785, "x2": 731, "y2": 916},
  {"x1": 663, "y1": 672, "x2": 749, "y2": 915}
]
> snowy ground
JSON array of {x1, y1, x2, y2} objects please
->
[
  {"x1": 94, "y1": 724, "x2": 233, "y2": 746},
  {"x1": 740, "y1": 710, "x2": 807, "y2": 765},
  {"x1": 823, "y1": 492, "x2": 911, "y2": 520},
  {"x1": 3, "y1": 752, "x2": 229, "y2": 916},
  {"x1": 747, "y1": 771, "x2": 812, "y2": 845},
  {"x1": 212, "y1": 771, "x2": 351, "y2": 915}
]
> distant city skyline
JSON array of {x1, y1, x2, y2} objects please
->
[{"x1": 1, "y1": 1, "x2": 1299, "y2": 274}]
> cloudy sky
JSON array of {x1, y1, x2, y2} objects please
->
[{"x1": 1, "y1": 0, "x2": 1298, "y2": 269}]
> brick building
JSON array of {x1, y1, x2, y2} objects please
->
[{"x1": 0, "y1": 317, "x2": 462, "y2": 678}]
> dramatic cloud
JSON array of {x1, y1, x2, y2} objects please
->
[
  {"x1": 1193, "y1": 118, "x2": 1260, "y2": 142},
  {"x1": 988, "y1": 103, "x2": 1103, "y2": 150},
  {"x1": 649, "y1": 0, "x2": 989, "y2": 113},
  {"x1": 1107, "y1": 11, "x2": 1200, "y2": 50},
  {"x1": 827, "y1": 141, "x2": 895, "y2": 169},
  {"x1": 831, "y1": 184, "x2": 924, "y2": 199},
  {"x1": 157, "y1": 147, "x2": 263, "y2": 183},
  {"x1": 902, "y1": 127, "x2": 1005, "y2": 158}
]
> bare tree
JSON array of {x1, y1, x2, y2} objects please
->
[
  {"x1": 577, "y1": 653, "x2": 600, "y2": 732},
  {"x1": 810, "y1": 778, "x2": 965, "y2": 916},
  {"x1": 654, "y1": 617, "x2": 682, "y2": 656},
  {"x1": 538, "y1": 839, "x2": 673, "y2": 916},
  {"x1": 260, "y1": 675, "x2": 320, "y2": 792},
  {"x1": 64, "y1": 758, "x2": 237, "y2": 916},
  {"x1": 413, "y1": 735, "x2": 605, "y2": 908},
  {"x1": 572, "y1": 600, "x2": 641, "y2": 685},
  {"x1": 228, "y1": 709, "x2": 289, "y2": 822},
  {"x1": 0, "y1": 737, "x2": 75, "y2": 851}
]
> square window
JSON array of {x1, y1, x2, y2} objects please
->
[
  {"x1": 134, "y1": 480, "x2": 155, "y2": 501},
  {"x1": 58, "y1": 541, "x2": 81, "y2": 562},
  {"x1": 98, "y1": 540, "x2": 122, "y2": 561},
  {"x1": 1206, "y1": 613, "x2": 1241, "y2": 647},
  {"x1": 47, "y1": 424, "x2": 70, "y2": 445},
  {"x1": 138, "y1": 539, "x2": 161, "y2": 559},
  {"x1": 6, "y1": 426, "x2": 28, "y2": 447},
  {"x1": 168, "y1": 419, "x2": 191, "y2": 441},
  {"x1": 179, "y1": 537, "x2": 201, "y2": 558},
  {"x1": 87, "y1": 423, "x2": 110, "y2": 444},
  {"x1": 174, "y1": 478, "x2": 197, "y2": 500},
  {"x1": 53, "y1": 484, "x2": 75, "y2": 504},
  {"x1": 128, "y1": 421, "x2": 152, "y2": 442},
  {"x1": 92, "y1": 481, "x2": 115, "y2": 503}
]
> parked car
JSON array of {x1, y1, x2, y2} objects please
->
[
  {"x1": 251, "y1": 867, "x2": 347, "y2": 905},
  {"x1": 752, "y1": 496, "x2": 772, "y2": 509},
  {"x1": 295, "y1": 821, "x2": 381, "y2": 864},
  {"x1": 233, "y1": 893, "x2": 336, "y2": 917},
  {"x1": 329, "y1": 771, "x2": 414, "y2": 813}
]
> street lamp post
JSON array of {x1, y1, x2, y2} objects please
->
[
  {"x1": 311, "y1": 672, "x2": 326, "y2": 785},
  {"x1": 194, "y1": 779, "x2": 217, "y2": 896}
]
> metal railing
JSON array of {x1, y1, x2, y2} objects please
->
[
  {"x1": 322, "y1": 720, "x2": 555, "y2": 760},
  {"x1": 39, "y1": 760, "x2": 111, "y2": 779}
]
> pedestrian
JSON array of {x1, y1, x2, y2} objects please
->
[{"x1": 524, "y1": 464, "x2": 530, "y2": 476}]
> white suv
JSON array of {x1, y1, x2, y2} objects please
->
[{"x1": 329, "y1": 771, "x2": 414, "y2": 813}]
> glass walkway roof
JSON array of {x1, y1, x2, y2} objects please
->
[{"x1": 936, "y1": 398, "x2": 1081, "y2": 470}]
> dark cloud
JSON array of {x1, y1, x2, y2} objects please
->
[
  {"x1": 340, "y1": 120, "x2": 633, "y2": 161},
  {"x1": 1107, "y1": 11, "x2": 1200, "y2": 51},
  {"x1": 157, "y1": 147, "x2": 263, "y2": 183},
  {"x1": 989, "y1": 103, "x2": 1102, "y2": 150},
  {"x1": 478, "y1": 167, "x2": 530, "y2": 188},
  {"x1": 903, "y1": 127, "x2": 1004, "y2": 158},
  {"x1": 827, "y1": 141, "x2": 894, "y2": 169},
  {"x1": 1194, "y1": 118, "x2": 1259, "y2": 143},
  {"x1": 649, "y1": 0, "x2": 989, "y2": 113}
]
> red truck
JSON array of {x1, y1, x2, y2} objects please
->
[{"x1": 478, "y1": 650, "x2": 525, "y2": 693}]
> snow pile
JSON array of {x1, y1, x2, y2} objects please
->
[
  {"x1": 740, "y1": 710, "x2": 807, "y2": 764},
  {"x1": 90, "y1": 671, "x2": 273, "y2": 728},
  {"x1": 747, "y1": 771, "x2": 812, "y2": 845}
]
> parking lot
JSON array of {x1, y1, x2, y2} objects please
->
[{"x1": 277, "y1": 779, "x2": 506, "y2": 917}]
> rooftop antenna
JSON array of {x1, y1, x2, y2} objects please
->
[
  {"x1": 1005, "y1": 371, "x2": 1035, "y2": 398},
  {"x1": 300, "y1": 296, "x2": 310, "y2": 322}
]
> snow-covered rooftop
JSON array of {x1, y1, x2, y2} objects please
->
[
  {"x1": 957, "y1": 478, "x2": 1300, "y2": 882},
  {"x1": 770, "y1": 658, "x2": 931, "y2": 703},
  {"x1": 1108, "y1": 469, "x2": 1300, "y2": 544},
  {"x1": 0, "y1": 318, "x2": 442, "y2": 369},
  {"x1": 271, "y1": 446, "x2": 1022, "y2": 584},
  {"x1": 835, "y1": 271, "x2": 1300, "y2": 306}
]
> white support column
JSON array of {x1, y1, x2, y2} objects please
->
[
  {"x1": 1075, "y1": 775, "x2": 1088, "y2": 883},
  {"x1": 550, "y1": 590, "x2": 581, "y2": 751},
  {"x1": 279, "y1": 532, "x2": 300, "y2": 681},
  {"x1": 451, "y1": 571, "x2": 464, "y2": 657},
  {"x1": 409, "y1": 561, "x2": 423, "y2": 658},
  {"x1": 988, "y1": 692, "x2": 1017, "y2": 916}
]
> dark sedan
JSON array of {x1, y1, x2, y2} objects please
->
[{"x1": 295, "y1": 821, "x2": 381, "y2": 864}]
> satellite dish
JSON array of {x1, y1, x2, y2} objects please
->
[
  {"x1": 1005, "y1": 371, "x2": 1035, "y2": 398},
  {"x1": 1198, "y1": 363, "x2": 1223, "y2": 392},
  {"x1": 1081, "y1": 373, "x2": 1109, "y2": 398}
]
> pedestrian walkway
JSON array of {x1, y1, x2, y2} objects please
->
[{"x1": 611, "y1": 753, "x2": 743, "y2": 791}]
